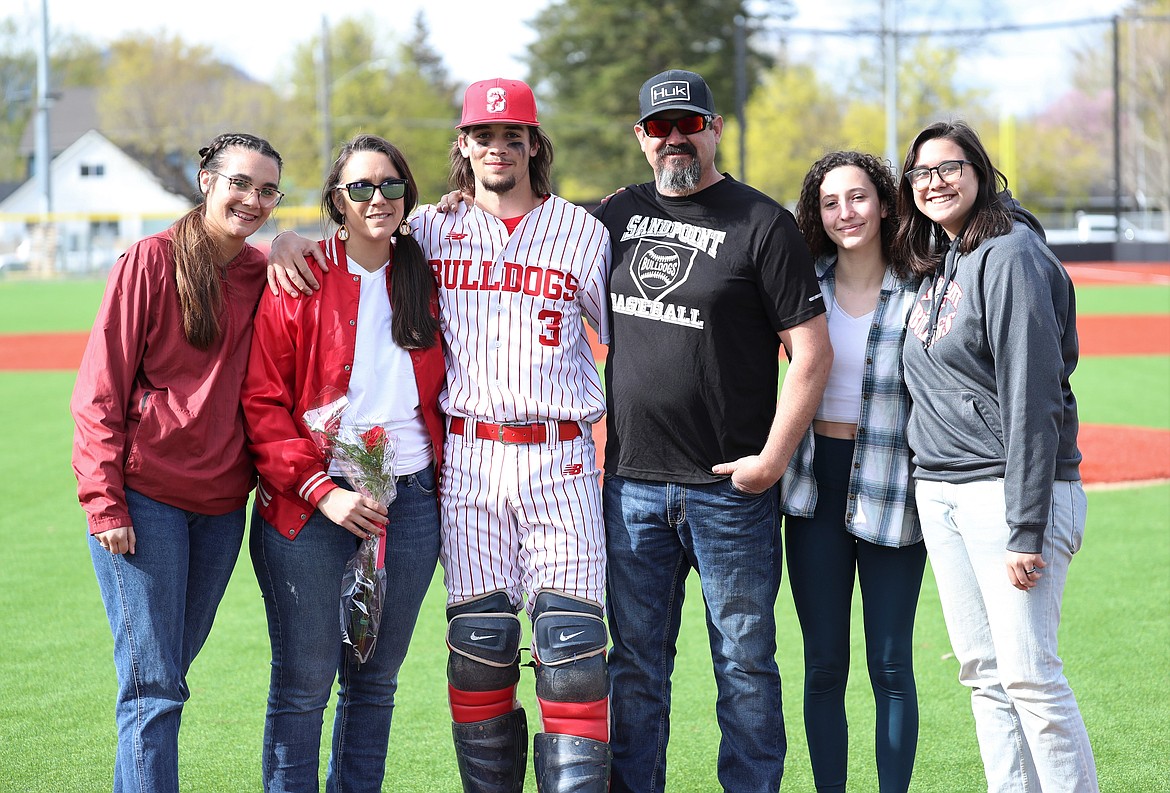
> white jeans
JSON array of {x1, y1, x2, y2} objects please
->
[{"x1": 916, "y1": 478, "x2": 1098, "y2": 793}]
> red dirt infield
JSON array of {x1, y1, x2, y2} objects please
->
[
  {"x1": 1064, "y1": 261, "x2": 1170, "y2": 285},
  {"x1": 3, "y1": 260, "x2": 1166, "y2": 486},
  {"x1": 0, "y1": 332, "x2": 88, "y2": 371}
]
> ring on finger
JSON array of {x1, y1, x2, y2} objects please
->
[{"x1": 1025, "y1": 567, "x2": 1038, "y2": 575}]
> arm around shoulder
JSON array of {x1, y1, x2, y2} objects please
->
[{"x1": 267, "y1": 231, "x2": 328, "y2": 296}]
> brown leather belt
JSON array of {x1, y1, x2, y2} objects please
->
[{"x1": 448, "y1": 417, "x2": 582, "y2": 444}]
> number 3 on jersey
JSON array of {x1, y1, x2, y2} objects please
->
[{"x1": 538, "y1": 309, "x2": 562, "y2": 347}]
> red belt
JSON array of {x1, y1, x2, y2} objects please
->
[{"x1": 449, "y1": 417, "x2": 582, "y2": 444}]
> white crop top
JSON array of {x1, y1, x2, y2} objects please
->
[{"x1": 815, "y1": 297, "x2": 874, "y2": 423}]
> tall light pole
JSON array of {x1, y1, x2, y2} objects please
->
[
  {"x1": 882, "y1": 0, "x2": 899, "y2": 170},
  {"x1": 735, "y1": 15, "x2": 747, "y2": 183},
  {"x1": 317, "y1": 16, "x2": 333, "y2": 180},
  {"x1": 318, "y1": 56, "x2": 395, "y2": 180},
  {"x1": 34, "y1": 0, "x2": 53, "y2": 274},
  {"x1": 1111, "y1": 14, "x2": 1122, "y2": 244}
]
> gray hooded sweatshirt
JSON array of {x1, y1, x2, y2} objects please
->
[{"x1": 902, "y1": 196, "x2": 1081, "y2": 553}]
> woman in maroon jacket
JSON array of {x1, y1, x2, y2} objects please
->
[
  {"x1": 241, "y1": 134, "x2": 444, "y2": 792},
  {"x1": 71, "y1": 132, "x2": 284, "y2": 793}
]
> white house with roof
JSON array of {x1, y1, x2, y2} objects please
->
[{"x1": 0, "y1": 129, "x2": 193, "y2": 273}]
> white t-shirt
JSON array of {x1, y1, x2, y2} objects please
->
[{"x1": 332, "y1": 256, "x2": 433, "y2": 477}]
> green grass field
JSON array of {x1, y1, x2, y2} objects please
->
[{"x1": 1, "y1": 277, "x2": 1167, "y2": 791}]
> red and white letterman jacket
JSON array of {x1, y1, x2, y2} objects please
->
[{"x1": 241, "y1": 232, "x2": 445, "y2": 540}]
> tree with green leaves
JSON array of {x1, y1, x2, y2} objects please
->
[
  {"x1": 277, "y1": 14, "x2": 458, "y2": 208},
  {"x1": 1118, "y1": 0, "x2": 1168, "y2": 218},
  {"x1": 0, "y1": 17, "x2": 36, "y2": 182},
  {"x1": 872, "y1": 37, "x2": 991, "y2": 149},
  {"x1": 730, "y1": 62, "x2": 843, "y2": 205},
  {"x1": 524, "y1": 0, "x2": 772, "y2": 200},
  {"x1": 381, "y1": 14, "x2": 460, "y2": 203},
  {"x1": 1011, "y1": 3, "x2": 1168, "y2": 220},
  {"x1": 0, "y1": 18, "x2": 104, "y2": 182},
  {"x1": 735, "y1": 37, "x2": 986, "y2": 207},
  {"x1": 97, "y1": 31, "x2": 285, "y2": 187},
  {"x1": 285, "y1": 16, "x2": 394, "y2": 195},
  {"x1": 1012, "y1": 90, "x2": 1111, "y2": 213}
]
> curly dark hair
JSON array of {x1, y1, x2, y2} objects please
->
[
  {"x1": 795, "y1": 150, "x2": 906, "y2": 279},
  {"x1": 893, "y1": 121, "x2": 1012, "y2": 278}
]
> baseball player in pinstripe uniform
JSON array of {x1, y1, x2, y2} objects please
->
[
  {"x1": 267, "y1": 78, "x2": 612, "y2": 793},
  {"x1": 420, "y1": 77, "x2": 612, "y2": 793}
]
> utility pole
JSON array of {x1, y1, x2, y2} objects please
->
[
  {"x1": 33, "y1": 0, "x2": 54, "y2": 275},
  {"x1": 882, "y1": 0, "x2": 899, "y2": 170},
  {"x1": 318, "y1": 15, "x2": 333, "y2": 180},
  {"x1": 735, "y1": 15, "x2": 747, "y2": 183},
  {"x1": 1111, "y1": 14, "x2": 1122, "y2": 248}
]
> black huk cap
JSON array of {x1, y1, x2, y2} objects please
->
[{"x1": 637, "y1": 69, "x2": 716, "y2": 124}]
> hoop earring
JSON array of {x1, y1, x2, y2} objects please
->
[
  {"x1": 337, "y1": 225, "x2": 349, "y2": 241},
  {"x1": 398, "y1": 220, "x2": 412, "y2": 237}
]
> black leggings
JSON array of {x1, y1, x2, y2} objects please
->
[{"x1": 785, "y1": 435, "x2": 927, "y2": 793}]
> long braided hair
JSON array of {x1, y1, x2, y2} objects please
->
[{"x1": 171, "y1": 133, "x2": 282, "y2": 349}]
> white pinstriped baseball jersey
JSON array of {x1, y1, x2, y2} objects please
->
[
  {"x1": 412, "y1": 195, "x2": 611, "y2": 607},
  {"x1": 413, "y1": 196, "x2": 611, "y2": 424}
]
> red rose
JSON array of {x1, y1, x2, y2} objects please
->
[{"x1": 361, "y1": 425, "x2": 387, "y2": 453}]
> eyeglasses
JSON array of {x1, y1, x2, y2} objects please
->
[
  {"x1": 207, "y1": 171, "x2": 284, "y2": 207},
  {"x1": 904, "y1": 160, "x2": 974, "y2": 190},
  {"x1": 335, "y1": 179, "x2": 408, "y2": 202},
  {"x1": 640, "y1": 114, "x2": 712, "y2": 138}
]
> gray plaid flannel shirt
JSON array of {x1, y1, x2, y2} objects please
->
[{"x1": 779, "y1": 257, "x2": 923, "y2": 547}]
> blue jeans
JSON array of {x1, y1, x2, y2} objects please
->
[
  {"x1": 916, "y1": 478, "x2": 1097, "y2": 793},
  {"x1": 251, "y1": 467, "x2": 441, "y2": 793},
  {"x1": 89, "y1": 487, "x2": 246, "y2": 793},
  {"x1": 604, "y1": 474, "x2": 785, "y2": 793},
  {"x1": 785, "y1": 436, "x2": 927, "y2": 793}
]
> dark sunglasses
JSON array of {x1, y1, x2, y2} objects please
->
[
  {"x1": 335, "y1": 178, "x2": 407, "y2": 202},
  {"x1": 640, "y1": 114, "x2": 712, "y2": 138}
]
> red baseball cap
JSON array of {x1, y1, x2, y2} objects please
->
[{"x1": 458, "y1": 78, "x2": 540, "y2": 128}]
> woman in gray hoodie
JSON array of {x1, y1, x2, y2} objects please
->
[{"x1": 894, "y1": 121, "x2": 1097, "y2": 792}]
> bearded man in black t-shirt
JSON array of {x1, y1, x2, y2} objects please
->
[{"x1": 595, "y1": 69, "x2": 832, "y2": 793}]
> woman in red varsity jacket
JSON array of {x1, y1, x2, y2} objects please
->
[{"x1": 241, "y1": 134, "x2": 445, "y2": 792}]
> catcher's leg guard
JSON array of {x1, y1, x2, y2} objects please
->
[
  {"x1": 447, "y1": 591, "x2": 527, "y2": 793},
  {"x1": 533, "y1": 733, "x2": 612, "y2": 793},
  {"x1": 531, "y1": 590, "x2": 611, "y2": 792},
  {"x1": 452, "y1": 709, "x2": 529, "y2": 793}
]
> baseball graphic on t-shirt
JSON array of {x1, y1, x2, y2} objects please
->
[{"x1": 630, "y1": 240, "x2": 697, "y2": 302}]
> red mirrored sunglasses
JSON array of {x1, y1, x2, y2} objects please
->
[{"x1": 640, "y1": 114, "x2": 712, "y2": 138}]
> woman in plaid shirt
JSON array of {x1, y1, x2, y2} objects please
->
[{"x1": 780, "y1": 151, "x2": 927, "y2": 793}]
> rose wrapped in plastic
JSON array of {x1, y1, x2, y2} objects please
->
[{"x1": 303, "y1": 394, "x2": 398, "y2": 664}]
